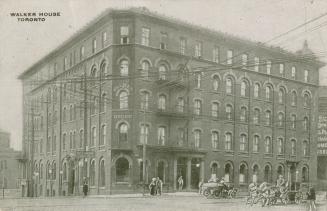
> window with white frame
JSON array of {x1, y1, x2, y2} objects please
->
[
  {"x1": 213, "y1": 75, "x2": 219, "y2": 91},
  {"x1": 253, "y1": 135, "x2": 259, "y2": 152},
  {"x1": 291, "y1": 91, "x2": 297, "y2": 106},
  {"x1": 180, "y1": 37, "x2": 186, "y2": 55},
  {"x1": 92, "y1": 38, "x2": 97, "y2": 54},
  {"x1": 303, "y1": 117, "x2": 309, "y2": 131},
  {"x1": 278, "y1": 88, "x2": 285, "y2": 104},
  {"x1": 225, "y1": 133, "x2": 232, "y2": 151},
  {"x1": 141, "y1": 61, "x2": 150, "y2": 79},
  {"x1": 227, "y1": 50, "x2": 233, "y2": 65},
  {"x1": 158, "y1": 94, "x2": 166, "y2": 110},
  {"x1": 212, "y1": 131, "x2": 219, "y2": 149},
  {"x1": 177, "y1": 97, "x2": 184, "y2": 113},
  {"x1": 254, "y1": 57, "x2": 259, "y2": 72},
  {"x1": 226, "y1": 105, "x2": 233, "y2": 120},
  {"x1": 120, "y1": 26, "x2": 129, "y2": 44},
  {"x1": 102, "y1": 32, "x2": 107, "y2": 47},
  {"x1": 253, "y1": 108, "x2": 260, "y2": 124},
  {"x1": 240, "y1": 106, "x2": 247, "y2": 122},
  {"x1": 213, "y1": 47, "x2": 219, "y2": 63},
  {"x1": 265, "y1": 110, "x2": 271, "y2": 126},
  {"x1": 141, "y1": 27, "x2": 150, "y2": 46},
  {"x1": 195, "y1": 41, "x2": 202, "y2": 57},
  {"x1": 278, "y1": 112, "x2": 284, "y2": 127},
  {"x1": 291, "y1": 139, "x2": 296, "y2": 155},
  {"x1": 119, "y1": 123, "x2": 128, "y2": 142},
  {"x1": 119, "y1": 91, "x2": 128, "y2": 109},
  {"x1": 100, "y1": 125, "x2": 106, "y2": 146},
  {"x1": 160, "y1": 32, "x2": 168, "y2": 49},
  {"x1": 140, "y1": 124, "x2": 149, "y2": 144},
  {"x1": 254, "y1": 83, "x2": 259, "y2": 98},
  {"x1": 241, "y1": 81, "x2": 248, "y2": 97},
  {"x1": 212, "y1": 102, "x2": 219, "y2": 118},
  {"x1": 265, "y1": 137, "x2": 272, "y2": 153},
  {"x1": 226, "y1": 78, "x2": 233, "y2": 94},
  {"x1": 279, "y1": 63, "x2": 284, "y2": 75},
  {"x1": 194, "y1": 129, "x2": 201, "y2": 148},
  {"x1": 265, "y1": 86, "x2": 272, "y2": 100},
  {"x1": 195, "y1": 72, "x2": 201, "y2": 88},
  {"x1": 240, "y1": 134, "x2": 247, "y2": 151},
  {"x1": 291, "y1": 114, "x2": 296, "y2": 129},
  {"x1": 120, "y1": 59, "x2": 129, "y2": 76},
  {"x1": 158, "y1": 127, "x2": 166, "y2": 145},
  {"x1": 242, "y1": 54, "x2": 248, "y2": 67},
  {"x1": 278, "y1": 138, "x2": 284, "y2": 154},
  {"x1": 266, "y1": 60, "x2": 271, "y2": 74},
  {"x1": 194, "y1": 99, "x2": 201, "y2": 115},
  {"x1": 91, "y1": 127, "x2": 96, "y2": 146},
  {"x1": 291, "y1": 66, "x2": 296, "y2": 79},
  {"x1": 304, "y1": 70, "x2": 309, "y2": 82},
  {"x1": 304, "y1": 93, "x2": 310, "y2": 107},
  {"x1": 303, "y1": 141, "x2": 309, "y2": 156},
  {"x1": 158, "y1": 65, "x2": 167, "y2": 80},
  {"x1": 141, "y1": 91, "x2": 149, "y2": 110}
]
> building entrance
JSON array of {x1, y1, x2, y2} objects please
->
[
  {"x1": 191, "y1": 158, "x2": 201, "y2": 189},
  {"x1": 177, "y1": 157, "x2": 187, "y2": 190}
]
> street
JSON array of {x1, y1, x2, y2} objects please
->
[{"x1": 0, "y1": 193, "x2": 326, "y2": 211}]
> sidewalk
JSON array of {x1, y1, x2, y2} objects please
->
[{"x1": 88, "y1": 191, "x2": 200, "y2": 198}]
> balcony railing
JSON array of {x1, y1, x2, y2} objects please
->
[{"x1": 155, "y1": 73, "x2": 187, "y2": 88}]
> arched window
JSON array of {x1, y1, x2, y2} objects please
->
[
  {"x1": 194, "y1": 99, "x2": 202, "y2": 115},
  {"x1": 265, "y1": 86, "x2": 272, "y2": 101},
  {"x1": 62, "y1": 134, "x2": 66, "y2": 151},
  {"x1": 224, "y1": 163, "x2": 233, "y2": 182},
  {"x1": 240, "y1": 106, "x2": 247, "y2": 122},
  {"x1": 141, "y1": 91, "x2": 149, "y2": 110},
  {"x1": 91, "y1": 127, "x2": 96, "y2": 146},
  {"x1": 158, "y1": 65, "x2": 167, "y2": 80},
  {"x1": 291, "y1": 139, "x2": 296, "y2": 155},
  {"x1": 158, "y1": 126, "x2": 166, "y2": 145},
  {"x1": 119, "y1": 123, "x2": 128, "y2": 142},
  {"x1": 100, "y1": 93, "x2": 106, "y2": 112},
  {"x1": 239, "y1": 163, "x2": 248, "y2": 184},
  {"x1": 303, "y1": 141, "x2": 309, "y2": 156},
  {"x1": 304, "y1": 93, "x2": 310, "y2": 107},
  {"x1": 265, "y1": 137, "x2": 272, "y2": 154},
  {"x1": 278, "y1": 138, "x2": 284, "y2": 154},
  {"x1": 140, "y1": 124, "x2": 149, "y2": 144},
  {"x1": 79, "y1": 129, "x2": 84, "y2": 148},
  {"x1": 211, "y1": 102, "x2": 219, "y2": 118},
  {"x1": 291, "y1": 91, "x2": 297, "y2": 106},
  {"x1": 116, "y1": 157, "x2": 130, "y2": 182},
  {"x1": 304, "y1": 70, "x2": 309, "y2": 82},
  {"x1": 72, "y1": 131, "x2": 76, "y2": 149},
  {"x1": 278, "y1": 112, "x2": 284, "y2": 127},
  {"x1": 265, "y1": 110, "x2": 271, "y2": 126},
  {"x1": 253, "y1": 108, "x2": 260, "y2": 124},
  {"x1": 69, "y1": 132, "x2": 73, "y2": 149},
  {"x1": 303, "y1": 117, "x2": 309, "y2": 131},
  {"x1": 194, "y1": 129, "x2": 201, "y2": 148},
  {"x1": 177, "y1": 97, "x2": 184, "y2": 113},
  {"x1": 241, "y1": 81, "x2": 248, "y2": 97},
  {"x1": 99, "y1": 159, "x2": 105, "y2": 187},
  {"x1": 291, "y1": 66, "x2": 296, "y2": 78},
  {"x1": 213, "y1": 75, "x2": 219, "y2": 91},
  {"x1": 119, "y1": 91, "x2": 128, "y2": 109},
  {"x1": 252, "y1": 165, "x2": 259, "y2": 183},
  {"x1": 63, "y1": 107, "x2": 67, "y2": 122},
  {"x1": 141, "y1": 61, "x2": 150, "y2": 79},
  {"x1": 240, "y1": 134, "x2": 247, "y2": 151},
  {"x1": 226, "y1": 105, "x2": 233, "y2": 120},
  {"x1": 120, "y1": 59, "x2": 129, "y2": 76},
  {"x1": 211, "y1": 131, "x2": 219, "y2": 149},
  {"x1": 302, "y1": 166, "x2": 309, "y2": 182},
  {"x1": 100, "y1": 62, "x2": 107, "y2": 78},
  {"x1": 264, "y1": 164, "x2": 272, "y2": 183},
  {"x1": 90, "y1": 159, "x2": 95, "y2": 186},
  {"x1": 211, "y1": 163, "x2": 218, "y2": 176},
  {"x1": 90, "y1": 66, "x2": 97, "y2": 86},
  {"x1": 195, "y1": 72, "x2": 201, "y2": 88},
  {"x1": 225, "y1": 133, "x2": 232, "y2": 151},
  {"x1": 63, "y1": 162, "x2": 67, "y2": 181},
  {"x1": 226, "y1": 78, "x2": 233, "y2": 94},
  {"x1": 158, "y1": 94, "x2": 166, "y2": 110},
  {"x1": 254, "y1": 83, "x2": 259, "y2": 98},
  {"x1": 277, "y1": 165, "x2": 284, "y2": 178},
  {"x1": 278, "y1": 88, "x2": 285, "y2": 104},
  {"x1": 291, "y1": 114, "x2": 296, "y2": 129},
  {"x1": 52, "y1": 162, "x2": 56, "y2": 180},
  {"x1": 100, "y1": 125, "x2": 106, "y2": 146},
  {"x1": 253, "y1": 135, "x2": 259, "y2": 152},
  {"x1": 91, "y1": 96, "x2": 97, "y2": 115}
]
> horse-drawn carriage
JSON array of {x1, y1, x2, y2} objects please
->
[
  {"x1": 246, "y1": 181, "x2": 310, "y2": 207},
  {"x1": 201, "y1": 182, "x2": 237, "y2": 199}
]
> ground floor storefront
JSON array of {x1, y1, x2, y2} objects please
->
[{"x1": 21, "y1": 148, "x2": 315, "y2": 197}]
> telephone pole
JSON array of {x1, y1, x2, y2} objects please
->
[
  {"x1": 28, "y1": 107, "x2": 35, "y2": 197},
  {"x1": 83, "y1": 71, "x2": 88, "y2": 183}
]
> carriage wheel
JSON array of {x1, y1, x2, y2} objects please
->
[
  {"x1": 203, "y1": 189, "x2": 210, "y2": 197},
  {"x1": 214, "y1": 190, "x2": 220, "y2": 198}
]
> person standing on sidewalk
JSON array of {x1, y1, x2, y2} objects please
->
[
  {"x1": 149, "y1": 178, "x2": 156, "y2": 196},
  {"x1": 83, "y1": 178, "x2": 88, "y2": 197},
  {"x1": 178, "y1": 176, "x2": 183, "y2": 191},
  {"x1": 307, "y1": 187, "x2": 316, "y2": 211},
  {"x1": 156, "y1": 177, "x2": 163, "y2": 196}
]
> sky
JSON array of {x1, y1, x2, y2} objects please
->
[{"x1": 1, "y1": 0, "x2": 327, "y2": 150}]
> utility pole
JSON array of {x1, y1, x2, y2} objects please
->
[
  {"x1": 58, "y1": 81, "x2": 63, "y2": 196},
  {"x1": 29, "y1": 107, "x2": 35, "y2": 197},
  {"x1": 142, "y1": 95, "x2": 146, "y2": 196},
  {"x1": 83, "y1": 71, "x2": 88, "y2": 184}
]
